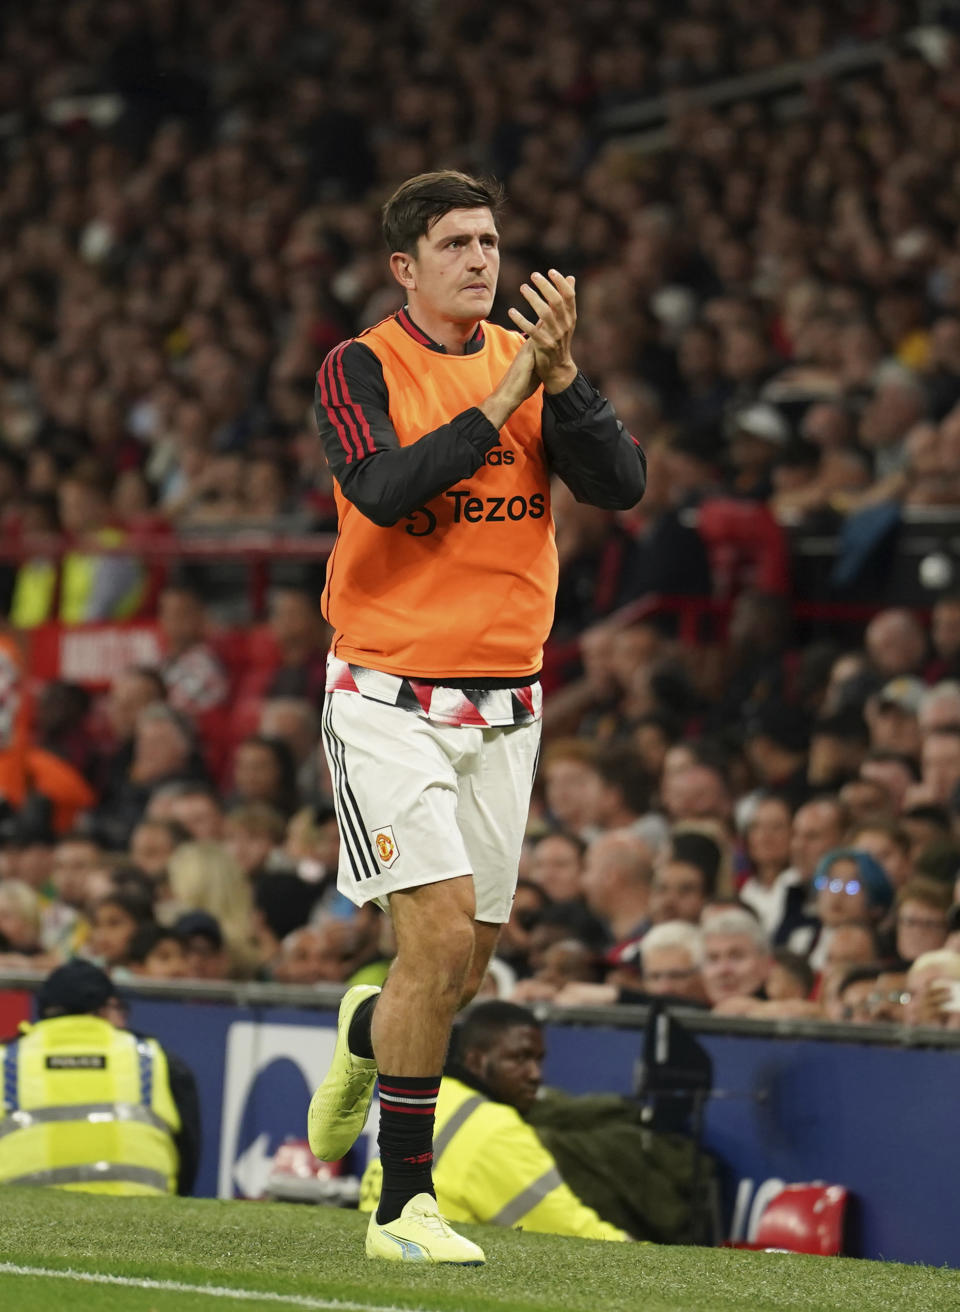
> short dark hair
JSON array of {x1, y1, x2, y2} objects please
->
[
  {"x1": 133, "y1": 817, "x2": 192, "y2": 847},
  {"x1": 902, "y1": 803, "x2": 951, "y2": 830},
  {"x1": 771, "y1": 948, "x2": 815, "y2": 997},
  {"x1": 127, "y1": 923, "x2": 182, "y2": 965},
  {"x1": 454, "y1": 1001, "x2": 539, "y2": 1059},
  {"x1": 95, "y1": 887, "x2": 155, "y2": 927},
  {"x1": 110, "y1": 866, "x2": 156, "y2": 903},
  {"x1": 838, "y1": 964, "x2": 884, "y2": 995},
  {"x1": 237, "y1": 735, "x2": 299, "y2": 803},
  {"x1": 670, "y1": 831, "x2": 722, "y2": 898},
  {"x1": 851, "y1": 819, "x2": 911, "y2": 854},
  {"x1": 382, "y1": 171, "x2": 505, "y2": 255},
  {"x1": 170, "y1": 783, "x2": 222, "y2": 807},
  {"x1": 128, "y1": 665, "x2": 168, "y2": 700},
  {"x1": 535, "y1": 901, "x2": 610, "y2": 952},
  {"x1": 595, "y1": 745, "x2": 653, "y2": 815},
  {"x1": 533, "y1": 830, "x2": 586, "y2": 861},
  {"x1": 897, "y1": 875, "x2": 953, "y2": 912},
  {"x1": 633, "y1": 711, "x2": 683, "y2": 744}
]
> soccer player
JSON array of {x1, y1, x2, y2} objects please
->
[{"x1": 308, "y1": 170, "x2": 645, "y2": 1264}]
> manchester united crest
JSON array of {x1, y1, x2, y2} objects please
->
[{"x1": 372, "y1": 825, "x2": 399, "y2": 869}]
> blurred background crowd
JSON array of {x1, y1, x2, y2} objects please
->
[{"x1": 3, "y1": 0, "x2": 960, "y2": 1031}]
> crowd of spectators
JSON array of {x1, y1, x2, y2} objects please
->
[
  {"x1": 1, "y1": 583, "x2": 960, "y2": 1035},
  {"x1": 0, "y1": 1, "x2": 951, "y2": 627},
  {"x1": 2, "y1": 3, "x2": 960, "y2": 1034}
]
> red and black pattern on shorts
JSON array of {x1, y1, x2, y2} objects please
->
[{"x1": 326, "y1": 657, "x2": 540, "y2": 728}]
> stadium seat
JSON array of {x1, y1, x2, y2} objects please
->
[
  {"x1": 726, "y1": 1184, "x2": 848, "y2": 1256},
  {"x1": 695, "y1": 498, "x2": 791, "y2": 600},
  {"x1": 265, "y1": 1138, "x2": 359, "y2": 1206}
]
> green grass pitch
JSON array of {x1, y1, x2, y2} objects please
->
[{"x1": 0, "y1": 1189, "x2": 958, "y2": 1312}]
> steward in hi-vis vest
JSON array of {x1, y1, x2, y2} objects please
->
[
  {"x1": 0, "y1": 960, "x2": 199, "y2": 1196},
  {"x1": 359, "y1": 1001, "x2": 627, "y2": 1241},
  {"x1": 360, "y1": 1073, "x2": 627, "y2": 1241}
]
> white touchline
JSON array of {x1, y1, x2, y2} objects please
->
[{"x1": 0, "y1": 1264, "x2": 420, "y2": 1312}]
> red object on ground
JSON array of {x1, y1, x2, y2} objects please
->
[{"x1": 726, "y1": 1184, "x2": 848, "y2": 1256}]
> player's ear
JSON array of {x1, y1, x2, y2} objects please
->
[{"x1": 390, "y1": 251, "x2": 416, "y2": 291}]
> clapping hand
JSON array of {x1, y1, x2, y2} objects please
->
[{"x1": 508, "y1": 269, "x2": 578, "y2": 394}]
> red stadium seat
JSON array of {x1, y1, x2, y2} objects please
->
[
  {"x1": 726, "y1": 1184, "x2": 848, "y2": 1256},
  {"x1": 695, "y1": 498, "x2": 791, "y2": 600}
]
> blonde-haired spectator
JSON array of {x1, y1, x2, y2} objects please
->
[
  {"x1": 904, "y1": 950, "x2": 960, "y2": 1029},
  {"x1": 285, "y1": 804, "x2": 340, "y2": 881},
  {"x1": 166, "y1": 841, "x2": 260, "y2": 978},
  {"x1": 223, "y1": 803, "x2": 286, "y2": 878},
  {"x1": 0, "y1": 880, "x2": 45, "y2": 966}
]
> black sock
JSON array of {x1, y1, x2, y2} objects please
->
[
  {"x1": 375, "y1": 1073, "x2": 439, "y2": 1224},
  {"x1": 347, "y1": 996, "x2": 377, "y2": 1060}
]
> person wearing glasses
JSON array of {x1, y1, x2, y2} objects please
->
[
  {"x1": 787, "y1": 848, "x2": 893, "y2": 972},
  {"x1": 894, "y1": 877, "x2": 951, "y2": 964},
  {"x1": 835, "y1": 965, "x2": 910, "y2": 1025}
]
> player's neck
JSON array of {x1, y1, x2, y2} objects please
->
[{"x1": 406, "y1": 301, "x2": 480, "y2": 355}]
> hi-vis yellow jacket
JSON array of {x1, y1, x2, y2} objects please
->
[
  {"x1": 360, "y1": 1076, "x2": 626, "y2": 1241},
  {"x1": 11, "y1": 527, "x2": 144, "y2": 627},
  {"x1": 0, "y1": 1015, "x2": 180, "y2": 1195}
]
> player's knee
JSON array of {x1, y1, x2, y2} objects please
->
[
  {"x1": 396, "y1": 914, "x2": 474, "y2": 998},
  {"x1": 459, "y1": 970, "x2": 484, "y2": 1009},
  {"x1": 425, "y1": 914, "x2": 476, "y2": 979}
]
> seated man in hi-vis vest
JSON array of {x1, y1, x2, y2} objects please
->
[
  {"x1": 360, "y1": 1001, "x2": 627, "y2": 1242},
  {"x1": 0, "y1": 960, "x2": 199, "y2": 1195}
]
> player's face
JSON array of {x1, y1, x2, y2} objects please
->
[{"x1": 407, "y1": 207, "x2": 500, "y2": 323}]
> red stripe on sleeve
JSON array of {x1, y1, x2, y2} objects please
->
[
  {"x1": 327, "y1": 345, "x2": 368, "y2": 463},
  {"x1": 319, "y1": 348, "x2": 360, "y2": 464},
  {"x1": 336, "y1": 350, "x2": 376, "y2": 457}
]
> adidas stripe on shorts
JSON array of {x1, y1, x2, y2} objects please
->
[{"x1": 322, "y1": 690, "x2": 541, "y2": 924}]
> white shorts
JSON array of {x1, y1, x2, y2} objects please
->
[{"x1": 321, "y1": 692, "x2": 541, "y2": 923}]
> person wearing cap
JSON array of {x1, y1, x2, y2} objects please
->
[
  {"x1": 867, "y1": 678, "x2": 924, "y2": 757},
  {"x1": 173, "y1": 910, "x2": 232, "y2": 980},
  {"x1": 0, "y1": 960, "x2": 199, "y2": 1195},
  {"x1": 724, "y1": 403, "x2": 790, "y2": 501}
]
